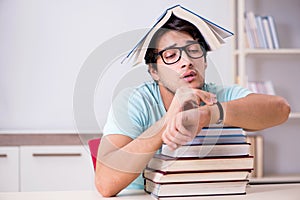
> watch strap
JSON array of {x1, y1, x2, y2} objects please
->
[{"x1": 215, "y1": 101, "x2": 224, "y2": 124}]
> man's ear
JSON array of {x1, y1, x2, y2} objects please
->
[
  {"x1": 148, "y1": 65, "x2": 159, "y2": 81},
  {"x1": 204, "y1": 61, "x2": 208, "y2": 70}
]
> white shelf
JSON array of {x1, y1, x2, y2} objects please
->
[
  {"x1": 233, "y1": 0, "x2": 300, "y2": 177},
  {"x1": 249, "y1": 174, "x2": 300, "y2": 184},
  {"x1": 234, "y1": 48, "x2": 300, "y2": 56},
  {"x1": 289, "y1": 112, "x2": 300, "y2": 119}
]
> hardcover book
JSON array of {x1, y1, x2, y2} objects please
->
[
  {"x1": 123, "y1": 5, "x2": 233, "y2": 65},
  {"x1": 143, "y1": 168, "x2": 251, "y2": 183},
  {"x1": 195, "y1": 126, "x2": 246, "y2": 137},
  {"x1": 147, "y1": 154, "x2": 254, "y2": 172},
  {"x1": 145, "y1": 179, "x2": 248, "y2": 198},
  {"x1": 185, "y1": 134, "x2": 246, "y2": 145},
  {"x1": 161, "y1": 143, "x2": 250, "y2": 158}
]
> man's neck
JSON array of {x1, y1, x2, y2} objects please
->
[{"x1": 158, "y1": 84, "x2": 174, "y2": 111}]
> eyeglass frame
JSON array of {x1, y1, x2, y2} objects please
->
[{"x1": 154, "y1": 42, "x2": 207, "y2": 65}]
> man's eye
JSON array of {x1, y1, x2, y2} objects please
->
[
  {"x1": 188, "y1": 49, "x2": 200, "y2": 53},
  {"x1": 163, "y1": 51, "x2": 177, "y2": 59}
]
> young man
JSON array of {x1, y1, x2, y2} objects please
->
[{"x1": 95, "y1": 14, "x2": 290, "y2": 197}]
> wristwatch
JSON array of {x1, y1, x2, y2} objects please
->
[{"x1": 215, "y1": 101, "x2": 224, "y2": 124}]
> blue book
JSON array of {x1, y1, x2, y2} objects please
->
[
  {"x1": 197, "y1": 126, "x2": 245, "y2": 137},
  {"x1": 186, "y1": 134, "x2": 246, "y2": 145}
]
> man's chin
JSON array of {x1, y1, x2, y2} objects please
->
[
  {"x1": 159, "y1": 80, "x2": 203, "y2": 93},
  {"x1": 184, "y1": 81, "x2": 203, "y2": 89}
]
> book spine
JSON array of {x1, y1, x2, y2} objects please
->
[
  {"x1": 247, "y1": 81, "x2": 275, "y2": 95},
  {"x1": 255, "y1": 16, "x2": 268, "y2": 49},
  {"x1": 262, "y1": 17, "x2": 274, "y2": 49},
  {"x1": 264, "y1": 80, "x2": 275, "y2": 95},
  {"x1": 244, "y1": 12, "x2": 255, "y2": 48},
  {"x1": 266, "y1": 16, "x2": 280, "y2": 49},
  {"x1": 245, "y1": 11, "x2": 260, "y2": 48}
]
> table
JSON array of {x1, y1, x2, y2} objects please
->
[{"x1": 0, "y1": 184, "x2": 300, "y2": 200}]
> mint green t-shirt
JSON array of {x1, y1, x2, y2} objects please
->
[{"x1": 102, "y1": 81, "x2": 252, "y2": 189}]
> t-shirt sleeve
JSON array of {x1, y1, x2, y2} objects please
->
[
  {"x1": 102, "y1": 88, "x2": 146, "y2": 139},
  {"x1": 216, "y1": 84, "x2": 253, "y2": 102}
]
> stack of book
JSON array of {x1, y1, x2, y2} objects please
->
[
  {"x1": 245, "y1": 11, "x2": 280, "y2": 49},
  {"x1": 144, "y1": 127, "x2": 254, "y2": 199},
  {"x1": 247, "y1": 80, "x2": 275, "y2": 95}
]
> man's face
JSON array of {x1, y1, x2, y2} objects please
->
[{"x1": 149, "y1": 30, "x2": 207, "y2": 93}]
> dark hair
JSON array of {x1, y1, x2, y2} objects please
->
[{"x1": 144, "y1": 14, "x2": 208, "y2": 67}]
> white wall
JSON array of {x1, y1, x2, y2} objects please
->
[{"x1": 0, "y1": 0, "x2": 234, "y2": 133}]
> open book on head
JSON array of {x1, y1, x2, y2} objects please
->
[{"x1": 123, "y1": 5, "x2": 233, "y2": 65}]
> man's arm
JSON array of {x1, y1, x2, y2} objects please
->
[
  {"x1": 219, "y1": 93, "x2": 290, "y2": 131},
  {"x1": 163, "y1": 93, "x2": 290, "y2": 150},
  {"x1": 95, "y1": 117, "x2": 166, "y2": 197}
]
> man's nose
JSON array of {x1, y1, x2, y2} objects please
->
[{"x1": 180, "y1": 51, "x2": 192, "y2": 68}]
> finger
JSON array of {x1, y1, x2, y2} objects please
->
[
  {"x1": 163, "y1": 119, "x2": 192, "y2": 147},
  {"x1": 162, "y1": 132, "x2": 178, "y2": 150},
  {"x1": 172, "y1": 115, "x2": 194, "y2": 140},
  {"x1": 194, "y1": 90, "x2": 217, "y2": 105},
  {"x1": 170, "y1": 130, "x2": 192, "y2": 145},
  {"x1": 174, "y1": 87, "x2": 199, "y2": 106},
  {"x1": 162, "y1": 120, "x2": 179, "y2": 149},
  {"x1": 165, "y1": 124, "x2": 190, "y2": 145}
]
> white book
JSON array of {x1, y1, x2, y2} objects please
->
[
  {"x1": 196, "y1": 127, "x2": 245, "y2": 136},
  {"x1": 245, "y1": 11, "x2": 260, "y2": 48},
  {"x1": 244, "y1": 15, "x2": 255, "y2": 48},
  {"x1": 147, "y1": 154, "x2": 254, "y2": 172},
  {"x1": 266, "y1": 16, "x2": 280, "y2": 49},
  {"x1": 255, "y1": 16, "x2": 268, "y2": 49},
  {"x1": 262, "y1": 17, "x2": 274, "y2": 49},
  {"x1": 264, "y1": 80, "x2": 275, "y2": 95},
  {"x1": 247, "y1": 81, "x2": 275, "y2": 95},
  {"x1": 247, "y1": 81, "x2": 258, "y2": 93},
  {"x1": 143, "y1": 168, "x2": 250, "y2": 183},
  {"x1": 161, "y1": 143, "x2": 250, "y2": 158},
  {"x1": 145, "y1": 179, "x2": 249, "y2": 198}
]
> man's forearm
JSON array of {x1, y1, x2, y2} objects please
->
[
  {"x1": 98, "y1": 118, "x2": 165, "y2": 173},
  {"x1": 95, "y1": 117, "x2": 166, "y2": 197},
  {"x1": 223, "y1": 93, "x2": 290, "y2": 131}
]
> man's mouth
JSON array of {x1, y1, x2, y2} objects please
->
[{"x1": 181, "y1": 71, "x2": 197, "y2": 82}]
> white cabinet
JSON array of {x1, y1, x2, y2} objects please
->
[
  {"x1": 0, "y1": 146, "x2": 19, "y2": 192},
  {"x1": 20, "y1": 145, "x2": 95, "y2": 191}
]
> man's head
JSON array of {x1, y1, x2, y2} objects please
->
[
  {"x1": 145, "y1": 14, "x2": 209, "y2": 67},
  {"x1": 144, "y1": 14, "x2": 209, "y2": 93}
]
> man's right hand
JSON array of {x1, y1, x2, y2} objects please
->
[{"x1": 162, "y1": 87, "x2": 217, "y2": 149}]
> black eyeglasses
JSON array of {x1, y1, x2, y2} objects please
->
[{"x1": 156, "y1": 42, "x2": 206, "y2": 65}]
